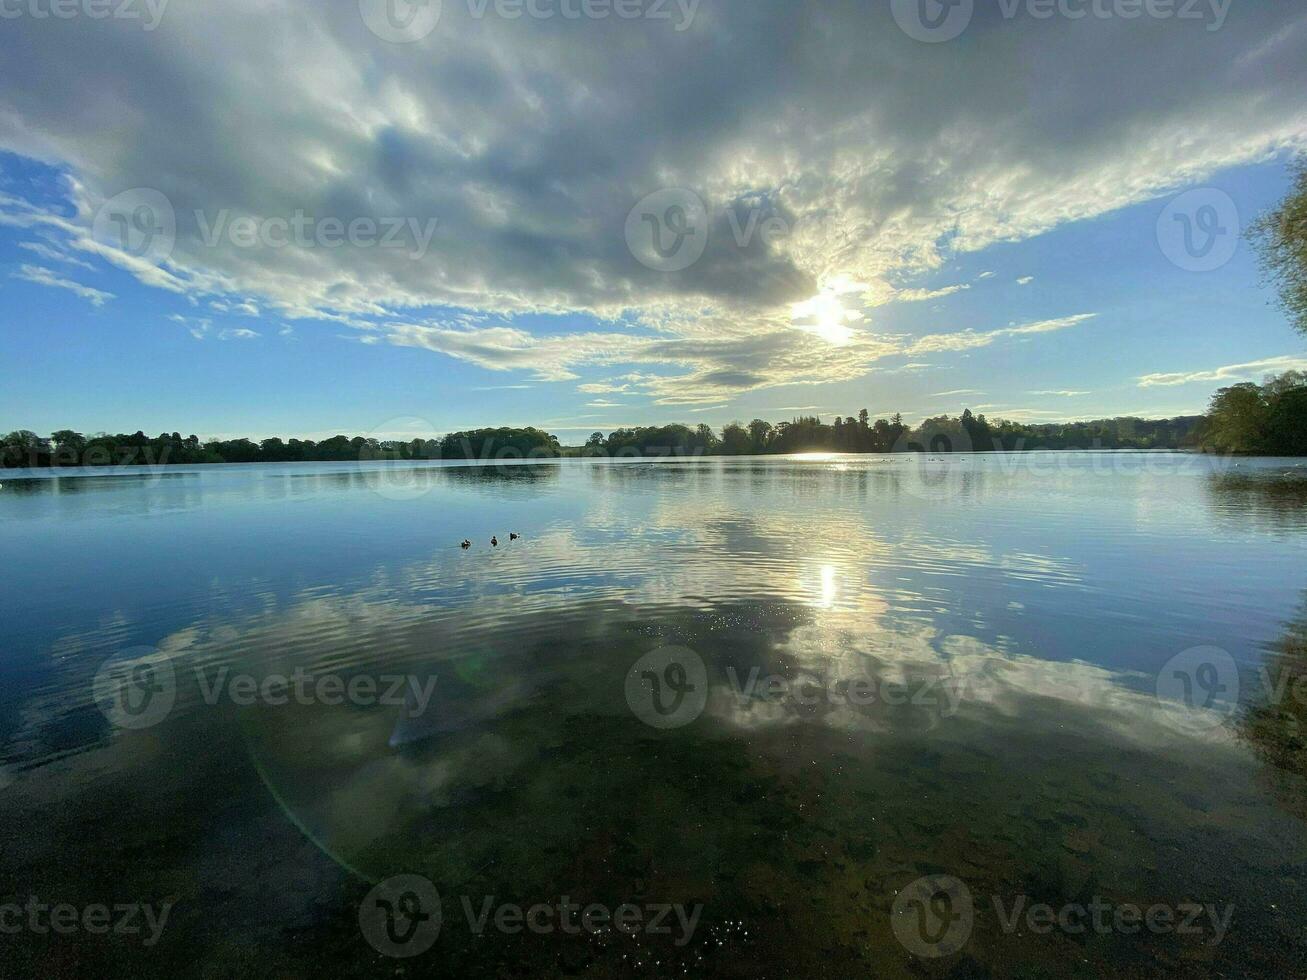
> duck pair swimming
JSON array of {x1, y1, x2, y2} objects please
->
[{"x1": 462, "y1": 533, "x2": 521, "y2": 550}]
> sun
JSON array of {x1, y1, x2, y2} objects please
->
[{"x1": 793, "y1": 292, "x2": 858, "y2": 346}]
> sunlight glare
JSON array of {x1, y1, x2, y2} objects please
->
[{"x1": 792, "y1": 292, "x2": 857, "y2": 346}]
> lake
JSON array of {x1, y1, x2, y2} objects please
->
[{"x1": 2, "y1": 453, "x2": 1306, "y2": 976}]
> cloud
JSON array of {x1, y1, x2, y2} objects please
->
[
  {"x1": 0, "y1": 3, "x2": 1304, "y2": 397},
  {"x1": 1137, "y1": 355, "x2": 1307, "y2": 388},
  {"x1": 11, "y1": 264, "x2": 113, "y2": 306},
  {"x1": 908, "y1": 314, "x2": 1097, "y2": 355},
  {"x1": 1029, "y1": 390, "x2": 1091, "y2": 397},
  {"x1": 370, "y1": 311, "x2": 1094, "y2": 404},
  {"x1": 971, "y1": 406, "x2": 1103, "y2": 423},
  {"x1": 170, "y1": 314, "x2": 258, "y2": 340},
  {"x1": 210, "y1": 298, "x2": 260, "y2": 316},
  {"x1": 1017, "y1": 276, "x2": 1035, "y2": 286},
  {"x1": 932, "y1": 389, "x2": 985, "y2": 398},
  {"x1": 887, "y1": 283, "x2": 971, "y2": 303},
  {"x1": 18, "y1": 240, "x2": 94, "y2": 270}
]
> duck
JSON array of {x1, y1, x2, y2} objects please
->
[
  {"x1": 491, "y1": 536, "x2": 499, "y2": 547},
  {"x1": 509, "y1": 532, "x2": 520, "y2": 541},
  {"x1": 460, "y1": 540, "x2": 471, "y2": 550}
]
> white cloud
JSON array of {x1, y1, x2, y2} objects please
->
[
  {"x1": 1029, "y1": 390, "x2": 1090, "y2": 397},
  {"x1": 908, "y1": 314, "x2": 1097, "y2": 355},
  {"x1": 11, "y1": 264, "x2": 112, "y2": 306},
  {"x1": 210, "y1": 298, "x2": 260, "y2": 316},
  {"x1": 885, "y1": 283, "x2": 971, "y2": 304},
  {"x1": 1137, "y1": 355, "x2": 1307, "y2": 388},
  {"x1": 170, "y1": 315, "x2": 258, "y2": 340},
  {"x1": 1017, "y1": 276, "x2": 1035, "y2": 286},
  {"x1": 18, "y1": 240, "x2": 94, "y2": 270}
]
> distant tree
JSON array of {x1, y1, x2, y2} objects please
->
[
  {"x1": 3, "y1": 430, "x2": 43, "y2": 467},
  {"x1": 909, "y1": 415, "x2": 968, "y2": 453},
  {"x1": 1264, "y1": 369, "x2": 1307, "y2": 398},
  {"x1": 1264, "y1": 386, "x2": 1307, "y2": 456},
  {"x1": 960, "y1": 408, "x2": 993, "y2": 452},
  {"x1": 440, "y1": 427, "x2": 560, "y2": 460},
  {"x1": 1203, "y1": 383, "x2": 1270, "y2": 454},
  {"x1": 260, "y1": 437, "x2": 288, "y2": 460},
  {"x1": 51, "y1": 429, "x2": 84, "y2": 450},
  {"x1": 1249, "y1": 157, "x2": 1307, "y2": 337},
  {"x1": 748, "y1": 419, "x2": 773, "y2": 453},
  {"x1": 720, "y1": 422, "x2": 752, "y2": 455},
  {"x1": 50, "y1": 429, "x2": 86, "y2": 464},
  {"x1": 695, "y1": 424, "x2": 719, "y2": 452}
]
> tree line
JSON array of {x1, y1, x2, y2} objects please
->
[
  {"x1": 0, "y1": 427, "x2": 560, "y2": 468},
  {"x1": 578, "y1": 409, "x2": 1207, "y2": 457},
  {"x1": 2, "y1": 411, "x2": 1207, "y2": 469},
  {"x1": 9, "y1": 392, "x2": 1306, "y2": 469},
  {"x1": 10, "y1": 385, "x2": 1306, "y2": 469}
]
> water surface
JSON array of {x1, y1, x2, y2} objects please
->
[{"x1": 2, "y1": 454, "x2": 1306, "y2": 976}]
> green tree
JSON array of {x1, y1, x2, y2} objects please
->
[
  {"x1": 1203, "y1": 383, "x2": 1269, "y2": 454},
  {"x1": 1250, "y1": 157, "x2": 1307, "y2": 337},
  {"x1": 50, "y1": 429, "x2": 86, "y2": 464},
  {"x1": 1263, "y1": 386, "x2": 1307, "y2": 456},
  {"x1": 720, "y1": 423, "x2": 752, "y2": 455}
]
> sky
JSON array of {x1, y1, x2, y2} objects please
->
[{"x1": 1, "y1": 0, "x2": 1306, "y2": 443}]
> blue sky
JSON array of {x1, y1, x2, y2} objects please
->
[{"x1": 1, "y1": 2, "x2": 1305, "y2": 443}]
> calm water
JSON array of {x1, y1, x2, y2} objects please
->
[{"x1": 2, "y1": 453, "x2": 1307, "y2": 977}]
